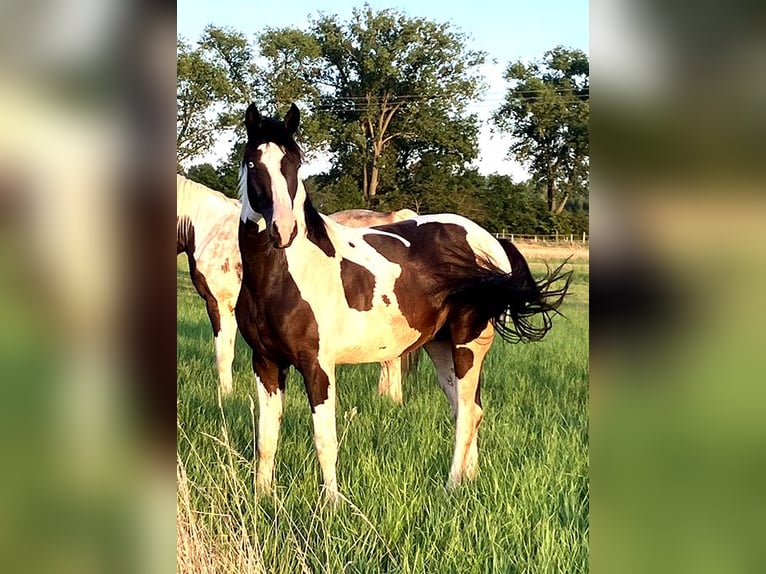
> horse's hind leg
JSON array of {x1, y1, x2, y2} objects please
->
[
  {"x1": 254, "y1": 359, "x2": 286, "y2": 494},
  {"x1": 424, "y1": 341, "x2": 458, "y2": 419},
  {"x1": 214, "y1": 305, "x2": 237, "y2": 396},
  {"x1": 378, "y1": 358, "x2": 402, "y2": 403},
  {"x1": 447, "y1": 322, "x2": 494, "y2": 488}
]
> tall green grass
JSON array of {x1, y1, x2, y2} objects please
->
[{"x1": 177, "y1": 257, "x2": 588, "y2": 573}]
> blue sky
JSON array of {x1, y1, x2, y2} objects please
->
[{"x1": 178, "y1": 0, "x2": 589, "y2": 177}]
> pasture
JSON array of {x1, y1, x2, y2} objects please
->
[{"x1": 177, "y1": 244, "x2": 588, "y2": 573}]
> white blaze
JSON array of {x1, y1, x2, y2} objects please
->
[{"x1": 259, "y1": 143, "x2": 297, "y2": 246}]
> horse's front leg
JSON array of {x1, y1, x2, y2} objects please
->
[
  {"x1": 299, "y1": 356, "x2": 339, "y2": 503},
  {"x1": 214, "y1": 307, "x2": 238, "y2": 397},
  {"x1": 253, "y1": 358, "x2": 286, "y2": 495}
]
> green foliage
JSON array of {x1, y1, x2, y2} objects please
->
[
  {"x1": 177, "y1": 26, "x2": 258, "y2": 166},
  {"x1": 185, "y1": 143, "x2": 243, "y2": 200},
  {"x1": 256, "y1": 5, "x2": 486, "y2": 207},
  {"x1": 493, "y1": 46, "x2": 589, "y2": 215},
  {"x1": 177, "y1": 38, "x2": 230, "y2": 163},
  {"x1": 478, "y1": 175, "x2": 538, "y2": 234},
  {"x1": 305, "y1": 173, "x2": 365, "y2": 214},
  {"x1": 185, "y1": 163, "x2": 223, "y2": 192},
  {"x1": 177, "y1": 19, "x2": 589, "y2": 233},
  {"x1": 215, "y1": 140, "x2": 246, "y2": 198}
]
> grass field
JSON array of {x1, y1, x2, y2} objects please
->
[{"x1": 177, "y1": 245, "x2": 588, "y2": 573}]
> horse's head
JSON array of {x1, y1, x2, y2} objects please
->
[{"x1": 241, "y1": 103, "x2": 303, "y2": 249}]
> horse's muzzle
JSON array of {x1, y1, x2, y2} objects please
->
[{"x1": 269, "y1": 221, "x2": 297, "y2": 249}]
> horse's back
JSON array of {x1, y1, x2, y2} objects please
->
[{"x1": 366, "y1": 213, "x2": 510, "y2": 272}]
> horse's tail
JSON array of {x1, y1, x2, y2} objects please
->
[{"x1": 444, "y1": 239, "x2": 572, "y2": 343}]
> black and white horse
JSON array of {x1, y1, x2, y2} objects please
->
[
  {"x1": 178, "y1": 174, "x2": 418, "y2": 400},
  {"x1": 236, "y1": 103, "x2": 571, "y2": 501}
]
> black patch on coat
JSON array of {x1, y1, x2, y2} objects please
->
[
  {"x1": 453, "y1": 346, "x2": 474, "y2": 380},
  {"x1": 176, "y1": 215, "x2": 191, "y2": 254},
  {"x1": 474, "y1": 379, "x2": 482, "y2": 408},
  {"x1": 305, "y1": 198, "x2": 335, "y2": 257},
  {"x1": 362, "y1": 221, "x2": 477, "y2": 350},
  {"x1": 236, "y1": 219, "x2": 329, "y2": 410},
  {"x1": 339, "y1": 258, "x2": 376, "y2": 311},
  {"x1": 365, "y1": 220, "x2": 571, "y2": 346}
]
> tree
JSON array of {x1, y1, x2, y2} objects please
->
[
  {"x1": 259, "y1": 5, "x2": 486, "y2": 209},
  {"x1": 478, "y1": 175, "x2": 539, "y2": 234},
  {"x1": 492, "y1": 46, "x2": 589, "y2": 215},
  {"x1": 177, "y1": 26, "x2": 257, "y2": 166},
  {"x1": 177, "y1": 38, "x2": 228, "y2": 164}
]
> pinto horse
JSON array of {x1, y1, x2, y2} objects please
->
[
  {"x1": 177, "y1": 174, "x2": 242, "y2": 396},
  {"x1": 178, "y1": 174, "x2": 418, "y2": 399},
  {"x1": 236, "y1": 103, "x2": 571, "y2": 501}
]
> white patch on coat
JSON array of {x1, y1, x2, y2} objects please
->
[
  {"x1": 447, "y1": 324, "x2": 493, "y2": 487},
  {"x1": 311, "y1": 371, "x2": 338, "y2": 501},
  {"x1": 284, "y1": 219, "x2": 422, "y2": 365},
  {"x1": 258, "y1": 143, "x2": 298, "y2": 246},
  {"x1": 255, "y1": 379, "x2": 285, "y2": 493},
  {"x1": 238, "y1": 164, "x2": 265, "y2": 225}
]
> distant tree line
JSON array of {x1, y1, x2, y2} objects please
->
[{"x1": 178, "y1": 4, "x2": 588, "y2": 235}]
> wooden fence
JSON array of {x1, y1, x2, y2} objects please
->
[{"x1": 493, "y1": 231, "x2": 589, "y2": 243}]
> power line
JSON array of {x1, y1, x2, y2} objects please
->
[{"x1": 322, "y1": 88, "x2": 588, "y2": 103}]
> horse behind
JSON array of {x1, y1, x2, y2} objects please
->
[
  {"x1": 330, "y1": 208, "x2": 418, "y2": 227},
  {"x1": 177, "y1": 174, "x2": 242, "y2": 396},
  {"x1": 178, "y1": 174, "x2": 418, "y2": 400},
  {"x1": 236, "y1": 103, "x2": 572, "y2": 502}
]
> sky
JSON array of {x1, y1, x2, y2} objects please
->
[{"x1": 177, "y1": 0, "x2": 589, "y2": 179}]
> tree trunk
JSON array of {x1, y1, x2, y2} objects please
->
[
  {"x1": 552, "y1": 193, "x2": 569, "y2": 215},
  {"x1": 546, "y1": 178, "x2": 555, "y2": 213},
  {"x1": 367, "y1": 164, "x2": 380, "y2": 209}
]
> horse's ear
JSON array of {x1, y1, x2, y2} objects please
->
[
  {"x1": 245, "y1": 103, "x2": 261, "y2": 135},
  {"x1": 284, "y1": 103, "x2": 300, "y2": 134}
]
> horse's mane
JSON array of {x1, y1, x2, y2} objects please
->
[{"x1": 304, "y1": 196, "x2": 334, "y2": 255}]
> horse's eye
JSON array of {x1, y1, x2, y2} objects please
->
[{"x1": 247, "y1": 161, "x2": 255, "y2": 168}]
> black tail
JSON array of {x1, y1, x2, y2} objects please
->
[
  {"x1": 495, "y1": 239, "x2": 572, "y2": 342},
  {"x1": 443, "y1": 239, "x2": 572, "y2": 343}
]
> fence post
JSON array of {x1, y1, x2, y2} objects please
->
[
  {"x1": 511, "y1": 234, "x2": 514, "y2": 242},
  {"x1": 570, "y1": 233, "x2": 573, "y2": 242},
  {"x1": 582, "y1": 232, "x2": 586, "y2": 243}
]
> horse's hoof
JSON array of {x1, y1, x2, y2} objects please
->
[
  {"x1": 255, "y1": 478, "x2": 273, "y2": 497},
  {"x1": 321, "y1": 487, "x2": 341, "y2": 510}
]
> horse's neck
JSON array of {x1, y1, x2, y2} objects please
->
[{"x1": 177, "y1": 177, "x2": 238, "y2": 252}]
